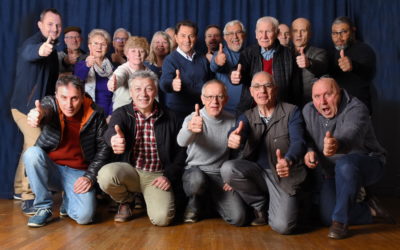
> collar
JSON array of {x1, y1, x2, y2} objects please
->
[
  {"x1": 177, "y1": 47, "x2": 196, "y2": 61},
  {"x1": 260, "y1": 47, "x2": 275, "y2": 60},
  {"x1": 133, "y1": 102, "x2": 159, "y2": 119}
]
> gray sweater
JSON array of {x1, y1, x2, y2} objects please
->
[{"x1": 177, "y1": 108, "x2": 235, "y2": 173}]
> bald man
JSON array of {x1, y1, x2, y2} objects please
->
[
  {"x1": 302, "y1": 77, "x2": 392, "y2": 239},
  {"x1": 291, "y1": 18, "x2": 328, "y2": 105}
]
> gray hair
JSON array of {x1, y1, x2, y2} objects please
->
[
  {"x1": 256, "y1": 16, "x2": 279, "y2": 33},
  {"x1": 201, "y1": 79, "x2": 227, "y2": 96},
  {"x1": 128, "y1": 70, "x2": 159, "y2": 90},
  {"x1": 147, "y1": 31, "x2": 173, "y2": 64},
  {"x1": 88, "y1": 29, "x2": 111, "y2": 44},
  {"x1": 223, "y1": 20, "x2": 246, "y2": 35},
  {"x1": 113, "y1": 28, "x2": 131, "y2": 39},
  {"x1": 56, "y1": 75, "x2": 84, "y2": 94}
]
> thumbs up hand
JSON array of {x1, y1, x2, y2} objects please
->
[
  {"x1": 108, "y1": 74, "x2": 118, "y2": 92},
  {"x1": 228, "y1": 121, "x2": 244, "y2": 149},
  {"x1": 338, "y1": 49, "x2": 352, "y2": 72},
  {"x1": 86, "y1": 50, "x2": 96, "y2": 68},
  {"x1": 27, "y1": 100, "x2": 44, "y2": 128},
  {"x1": 275, "y1": 149, "x2": 290, "y2": 178},
  {"x1": 323, "y1": 131, "x2": 338, "y2": 156},
  {"x1": 111, "y1": 125, "x2": 126, "y2": 154},
  {"x1": 172, "y1": 69, "x2": 182, "y2": 92},
  {"x1": 188, "y1": 104, "x2": 203, "y2": 133},
  {"x1": 296, "y1": 47, "x2": 310, "y2": 68},
  {"x1": 38, "y1": 36, "x2": 54, "y2": 57},
  {"x1": 215, "y1": 43, "x2": 227, "y2": 66},
  {"x1": 230, "y1": 63, "x2": 242, "y2": 85}
]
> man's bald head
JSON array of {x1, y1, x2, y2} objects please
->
[
  {"x1": 291, "y1": 17, "x2": 312, "y2": 49},
  {"x1": 312, "y1": 77, "x2": 341, "y2": 118}
]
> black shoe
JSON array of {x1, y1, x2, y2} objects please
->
[
  {"x1": 251, "y1": 209, "x2": 267, "y2": 226},
  {"x1": 21, "y1": 199, "x2": 37, "y2": 216},
  {"x1": 183, "y1": 207, "x2": 198, "y2": 223},
  {"x1": 367, "y1": 195, "x2": 396, "y2": 224},
  {"x1": 328, "y1": 221, "x2": 348, "y2": 239}
]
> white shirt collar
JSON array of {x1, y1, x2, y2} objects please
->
[{"x1": 177, "y1": 47, "x2": 196, "y2": 61}]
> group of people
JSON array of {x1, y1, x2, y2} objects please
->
[{"x1": 10, "y1": 8, "x2": 394, "y2": 240}]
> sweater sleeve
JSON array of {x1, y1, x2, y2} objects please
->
[
  {"x1": 160, "y1": 55, "x2": 177, "y2": 93},
  {"x1": 176, "y1": 113, "x2": 197, "y2": 147},
  {"x1": 74, "y1": 61, "x2": 90, "y2": 81},
  {"x1": 21, "y1": 41, "x2": 45, "y2": 63},
  {"x1": 285, "y1": 107, "x2": 307, "y2": 163}
]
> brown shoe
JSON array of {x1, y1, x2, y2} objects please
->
[
  {"x1": 251, "y1": 210, "x2": 267, "y2": 226},
  {"x1": 114, "y1": 203, "x2": 133, "y2": 222},
  {"x1": 328, "y1": 221, "x2": 348, "y2": 239}
]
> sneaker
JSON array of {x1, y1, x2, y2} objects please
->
[
  {"x1": 21, "y1": 199, "x2": 37, "y2": 216},
  {"x1": 27, "y1": 208, "x2": 53, "y2": 227},
  {"x1": 114, "y1": 203, "x2": 133, "y2": 222},
  {"x1": 251, "y1": 209, "x2": 267, "y2": 226},
  {"x1": 328, "y1": 220, "x2": 348, "y2": 239},
  {"x1": 13, "y1": 193, "x2": 22, "y2": 200},
  {"x1": 183, "y1": 207, "x2": 198, "y2": 223},
  {"x1": 59, "y1": 203, "x2": 68, "y2": 218}
]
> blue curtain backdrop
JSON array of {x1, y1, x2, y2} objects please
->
[{"x1": 1, "y1": 0, "x2": 399, "y2": 198}]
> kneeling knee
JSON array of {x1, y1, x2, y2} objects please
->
[{"x1": 270, "y1": 220, "x2": 296, "y2": 235}]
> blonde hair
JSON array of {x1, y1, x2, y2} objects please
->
[
  {"x1": 123, "y1": 36, "x2": 150, "y2": 57},
  {"x1": 147, "y1": 31, "x2": 173, "y2": 65},
  {"x1": 88, "y1": 29, "x2": 111, "y2": 44}
]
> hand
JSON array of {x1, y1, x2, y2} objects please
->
[
  {"x1": 111, "y1": 125, "x2": 125, "y2": 154},
  {"x1": 38, "y1": 36, "x2": 54, "y2": 57},
  {"x1": 223, "y1": 183, "x2": 233, "y2": 191},
  {"x1": 215, "y1": 43, "x2": 227, "y2": 66},
  {"x1": 86, "y1": 51, "x2": 96, "y2": 68},
  {"x1": 296, "y1": 47, "x2": 310, "y2": 68},
  {"x1": 230, "y1": 63, "x2": 242, "y2": 84},
  {"x1": 275, "y1": 149, "x2": 290, "y2": 178},
  {"x1": 151, "y1": 176, "x2": 171, "y2": 191},
  {"x1": 304, "y1": 151, "x2": 318, "y2": 169},
  {"x1": 323, "y1": 131, "x2": 338, "y2": 156},
  {"x1": 27, "y1": 100, "x2": 44, "y2": 128},
  {"x1": 111, "y1": 52, "x2": 126, "y2": 65},
  {"x1": 187, "y1": 104, "x2": 203, "y2": 133},
  {"x1": 205, "y1": 48, "x2": 213, "y2": 62},
  {"x1": 172, "y1": 69, "x2": 182, "y2": 92},
  {"x1": 108, "y1": 74, "x2": 118, "y2": 92},
  {"x1": 73, "y1": 176, "x2": 92, "y2": 194},
  {"x1": 228, "y1": 121, "x2": 244, "y2": 149},
  {"x1": 338, "y1": 49, "x2": 352, "y2": 72}
]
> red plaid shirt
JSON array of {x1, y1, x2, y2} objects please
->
[{"x1": 132, "y1": 104, "x2": 162, "y2": 172}]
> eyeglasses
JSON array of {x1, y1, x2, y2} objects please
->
[
  {"x1": 331, "y1": 30, "x2": 349, "y2": 37},
  {"x1": 114, "y1": 38, "x2": 127, "y2": 42},
  {"x1": 251, "y1": 83, "x2": 274, "y2": 90},
  {"x1": 202, "y1": 95, "x2": 225, "y2": 101},
  {"x1": 91, "y1": 42, "x2": 107, "y2": 47},
  {"x1": 224, "y1": 31, "x2": 244, "y2": 36},
  {"x1": 65, "y1": 36, "x2": 80, "y2": 40}
]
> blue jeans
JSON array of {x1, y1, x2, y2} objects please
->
[
  {"x1": 318, "y1": 153, "x2": 384, "y2": 225},
  {"x1": 23, "y1": 146, "x2": 96, "y2": 224}
]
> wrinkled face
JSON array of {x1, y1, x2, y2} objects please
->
[
  {"x1": 278, "y1": 24, "x2": 290, "y2": 47},
  {"x1": 201, "y1": 82, "x2": 227, "y2": 117},
  {"x1": 129, "y1": 77, "x2": 157, "y2": 114},
  {"x1": 38, "y1": 12, "x2": 62, "y2": 41},
  {"x1": 175, "y1": 25, "x2": 197, "y2": 54},
  {"x1": 331, "y1": 23, "x2": 352, "y2": 50},
  {"x1": 312, "y1": 79, "x2": 341, "y2": 119},
  {"x1": 126, "y1": 47, "x2": 147, "y2": 65},
  {"x1": 113, "y1": 31, "x2": 129, "y2": 51},
  {"x1": 56, "y1": 83, "x2": 84, "y2": 117},
  {"x1": 224, "y1": 23, "x2": 245, "y2": 52},
  {"x1": 88, "y1": 35, "x2": 108, "y2": 59},
  {"x1": 152, "y1": 35, "x2": 170, "y2": 56},
  {"x1": 250, "y1": 73, "x2": 277, "y2": 106},
  {"x1": 205, "y1": 27, "x2": 222, "y2": 52},
  {"x1": 256, "y1": 20, "x2": 277, "y2": 49},
  {"x1": 64, "y1": 31, "x2": 82, "y2": 50},
  {"x1": 291, "y1": 19, "x2": 311, "y2": 49}
]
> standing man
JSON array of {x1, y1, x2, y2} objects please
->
[
  {"x1": 160, "y1": 20, "x2": 212, "y2": 122},
  {"x1": 98, "y1": 71, "x2": 186, "y2": 226},
  {"x1": 10, "y1": 8, "x2": 62, "y2": 215},
  {"x1": 291, "y1": 18, "x2": 328, "y2": 104},
  {"x1": 303, "y1": 77, "x2": 393, "y2": 239},
  {"x1": 204, "y1": 25, "x2": 223, "y2": 62},
  {"x1": 23, "y1": 75, "x2": 109, "y2": 227},
  {"x1": 210, "y1": 20, "x2": 246, "y2": 115},
  {"x1": 330, "y1": 17, "x2": 375, "y2": 112},
  {"x1": 177, "y1": 80, "x2": 247, "y2": 226},
  {"x1": 277, "y1": 23, "x2": 291, "y2": 47},
  {"x1": 231, "y1": 16, "x2": 297, "y2": 114},
  {"x1": 58, "y1": 26, "x2": 86, "y2": 75}
]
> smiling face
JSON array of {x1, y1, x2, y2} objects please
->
[
  {"x1": 175, "y1": 25, "x2": 197, "y2": 54},
  {"x1": 38, "y1": 11, "x2": 62, "y2": 41},
  {"x1": 113, "y1": 30, "x2": 129, "y2": 52},
  {"x1": 331, "y1": 22, "x2": 352, "y2": 50},
  {"x1": 256, "y1": 20, "x2": 277, "y2": 50},
  {"x1": 88, "y1": 35, "x2": 108, "y2": 59},
  {"x1": 250, "y1": 72, "x2": 277, "y2": 107},
  {"x1": 129, "y1": 77, "x2": 157, "y2": 114},
  {"x1": 56, "y1": 83, "x2": 84, "y2": 117},
  {"x1": 152, "y1": 34, "x2": 170, "y2": 57},
  {"x1": 291, "y1": 18, "x2": 311, "y2": 49},
  {"x1": 312, "y1": 78, "x2": 341, "y2": 119},
  {"x1": 126, "y1": 47, "x2": 147, "y2": 66},
  {"x1": 64, "y1": 31, "x2": 82, "y2": 50},
  {"x1": 278, "y1": 24, "x2": 291, "y2": 47},
  {"x1": 224, "y1": 23, "x2": 245, "y2": 52},
  {"x1": 201, "y1": 81, "x2": 227, "y2": 118},
  {"x1": 205, "y1": 27, "x2": 222, "y2": 52}
]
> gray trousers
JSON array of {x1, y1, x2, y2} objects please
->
[
  {"x1": 221, "y1": 159, "x2": 298, "y2": 234},
  {"x1": 182, "y1": 167, "x2": 247, "y2": 226}
]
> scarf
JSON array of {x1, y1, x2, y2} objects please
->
[{"x1": 85, "y1": 57, "x2": 113, "y2": 101}]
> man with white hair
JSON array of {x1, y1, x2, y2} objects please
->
[{"x1": 111, "y1": 28, "x2": 131, "y2": 67}]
